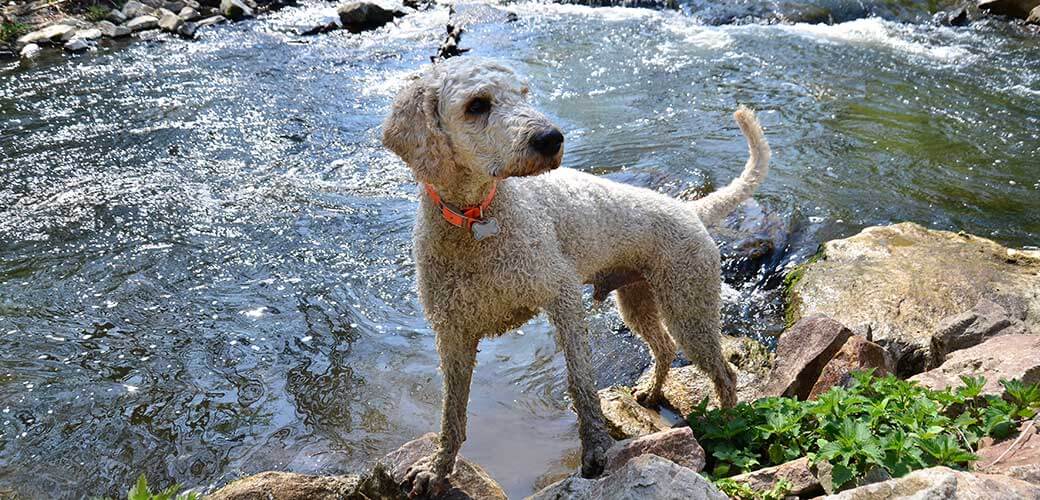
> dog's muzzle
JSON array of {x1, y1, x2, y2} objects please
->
[{"x1": 529, "y1": 128, "x2": 564, "y2": 157}]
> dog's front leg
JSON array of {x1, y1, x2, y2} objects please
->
[
  {"x1": 404, "y1": 334, "x2": 478, "y2": 497},
  {"x1": 547, "y1": 284, "x2": 613, "y2": 478}
]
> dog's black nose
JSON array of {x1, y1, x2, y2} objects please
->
[{"x1": 530, "y1": 128, "x2": 564, "y2": 157}]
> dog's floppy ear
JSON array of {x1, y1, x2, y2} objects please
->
[{"x1": 382, "y1": 73, "x2": 456, "y2": 185}]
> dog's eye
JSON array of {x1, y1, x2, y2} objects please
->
[{"x1": 465, "y1": 98, "x2": 491, "y2": 116}]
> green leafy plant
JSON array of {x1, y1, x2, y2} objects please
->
[
  {"x1": 1, "y1": 21, "x2": 31, "y2": 44},
  {"x1": 690, "y1": 371, "x2": 1040, "y2": 494},
  {"x1": 94, "y1": 474, "x2": 199, "y2": 500},
  {"x1": 85, "y1": 5, "x2": 112, "y2": 22},
  {"x1": 715, "y1": 477, "x2": 791, "y2": 500}
]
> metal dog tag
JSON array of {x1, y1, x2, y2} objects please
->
[{"x1": 471, "y1": 218, "x2": 500, "y2": 241}]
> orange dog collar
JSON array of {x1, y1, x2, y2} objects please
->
[{"x1": 423, "y1": 182, "x2": 500, "y2": 240}]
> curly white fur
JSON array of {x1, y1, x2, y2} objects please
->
[{"x1": 383, "y1": 56, "x2": 770, "y2": 497}]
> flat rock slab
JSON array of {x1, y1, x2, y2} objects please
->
[
  {"x1": 808, "y1": 335, "x2": 891, "y2": 399},
  {"x1": 598, "y1": 386, "x2": 669, "y2": 439},
  {"x1": 976, "y1": 421, "x2": 1040, "y2": 479},
  {"x1": 930, "y1": 298, "x2": 1026, "y2": 368},
  {"x1": 528, "y1": 454, "x2": 727, "y2": 500},
  {"x1": 379, "y1": 432, "x2": 507, "y2": 500},
  {"x1": 787, "y1": 222, "x2": 1040, "y2": 375},
  {"x1": 762, "y1": 315, "x2": 852, "y2": 400},
  {"x1": 731, "y1": 456, "x2": 821, "y2": 497},
  {"x1": 208, "y1": 471, "x2": 360, "y2": 500},
  {"x1": 823, "y1": 466, "x2": 1040, "y2": 499},
  {"x1": 909, "y1": 334, "x2": 1040, "y2": 397},
  {"x1": 605, "y1": 427, "x2": 705, "y2": 474}
]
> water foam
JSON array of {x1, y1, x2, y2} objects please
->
[{"x1": 773, "y1": 17, "x2": 972, "y2": 64}]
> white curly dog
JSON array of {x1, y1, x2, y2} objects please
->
[{"x1": 383, "y1": 56, "x2": 770, "y2": 497}]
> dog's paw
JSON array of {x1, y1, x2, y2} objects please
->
[
  {"x1": 580, "y1": 435, "x2": 612, "y2": 479},
  {"x1": 403, "y1": 455, "x2": 449, "y2": 498},
  {"x1": 633, "y1": 387, "x2": 664, "y2": 408}
]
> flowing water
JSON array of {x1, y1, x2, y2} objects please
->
[{"x1": 1, "y1": 1, "x2": 1038, "y2": 497}]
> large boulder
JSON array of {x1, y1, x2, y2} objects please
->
[
  {"x1": 528, "y1": 454, "x2": 727, "y2": 500},
  {"x1": 909, "y1": 334, "x2": 1040, "y2": 397},
  {"x1": 598, "y1": 386, "x2": 670, "y2": 439},
  {"x1": 604, "y1": 427, "x2": 705, "y2": 474},
  {"x1": 930, "y1": 298, "x2": 1026, "y2": 369},
  {"x1": 808, "y1": 335, "x2": 891, "y2": 399},
  {"x1": 976, "y1": 421, "x2": 1040, "y2": 483},
  {"x1": 978, "y1": 0, "x2": 1040, "y2": 18},
  {"x1": 208, "y1": 472, "x2": 361, "y2": 500},
  {"x1": 633, "y1": 335, "x2": 772, "y2": 416},
  {"x1": 377, "y1": 433, "x2": 507, "y2": 500},
  {"x1": 337, "y1": 1, "x2": 405, "y2": 32},
  {"x1": 730, "y1": 457, "x2": 821, "y2": 497},
  {"x1": 761, "y1": 316, "x2": 852, "y2": 400},
  {"x1": 823, "y1": 466, "x2": 1040, "y2": 499},
  {"x1": 786, "y1": 222, "x2": 1040, "y2": 375}
]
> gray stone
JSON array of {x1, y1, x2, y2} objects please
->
[
  {"x1": 159, "y1": 10, "x2": 184, "y2": 31},
  {"x1": 196, "y1": 14, "x2": 228, "y2": 27},
  {"x1": 123, "y1": 0, "x2": 157, "y2": 18},
  {"x1": 106, "y1": 8, "x2": 128, "y2": 23},
  {"x1": 528, "y1": 454, "x2": 727, "y2": 500},
  {"x1": 98, "y1": 21, "x2": 131, "y2": 38},
  {"x1": 220, "y1": 0, "x2": 253, "y2": 20},
  {"x1": 930, "y1": 298, "x2": 1026, "y2": 368},
  {"x1": 378, "y1": 433, "x2": 507, "y2": 500},
  {"x1": 208, "y1": 471, "x2": 361, "y2": 499},
  {"x1": 164, "y1": 1, "x2": 186, "y2": 12},
  {"x1": 604, "y1": 427, "x2": 705, "y2": 474},
  {"x1": 910, "y1": 334, "x2": 1040, "y2": 398},
  {"x1": 337, "y1": 0, "x2": 403, "y2": 32},
  {"x1": 786, "y1": 222, "x2": 1040, "y2": 376},
  {"x1": 762, "y1": 316, "x2": 852, "y2": 400},
  {"x1": 178, "y1": 21, "x2": 198, "y2": 38},
  {"x1": 597, "y1": 386, "x2": 669, "y2": 440},
  {"x1": 731, "y1": 457, "x2": 821, "y2": 497},
  {"x1": 19, "y1": 43, "x2": 41, "y2": 58},
  {"x1": 72, "y1": 28, "x2": 103, "y2": 40},
  {"x1": 16, "y1": 24, "x2": 76, "y2": 45},
  {"x1": 63, "y1": 38, "x2": 91, "y2": 52},
  {"x1": 127, "y1": 15, "x2": 160, "y2": 31},
  {"x1": 823, "y1": 466, "x2": 1040, "y2": 499},
  {"x1": 178, "y1": 6, "x2": 201, "y2": 19}
]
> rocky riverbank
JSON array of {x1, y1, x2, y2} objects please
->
[{"x1": 202, "y1": 222, "x2": 1040, "y2": 499}]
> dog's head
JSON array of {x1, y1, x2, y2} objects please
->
[{"x1": 383, "y1": 57, "x2": 563, "y2": 186}]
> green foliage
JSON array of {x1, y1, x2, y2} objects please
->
[
  {"x1": 93, "y1": 474, "x2": 199, "y2": 500},
  {"x1": 691, "y1": 371, "x2": 1040, "y2": 493},
  {"x1": 714, "y1": 477, "x2": 791, "y2": 500},
  {"x1": 85, "y1": 5, "x2": 112, "y2": 22},
  {"x1": 1, "y1": 21, "x2": 31, "y2": 43}
]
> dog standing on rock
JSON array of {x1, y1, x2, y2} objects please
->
[{"x1": 382, "y1": 56, "x2": 770, "y2": 497}]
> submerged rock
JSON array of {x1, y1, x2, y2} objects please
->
[
  {"x1": 910, "y1": 334, "x2": 1040, "y2": 397},
  {"x1": 208, "y1": 471, "x2": 361, "y2": 500},
  {"x1": 762, "y1": 316, "x2": 852, "y2": 400},
  {"x1": 785, "y1": 222, "x2": 1040, "y2": 376},
  {"x1": 823, "y1": 466, "x2": 1040, "y2": 499},
  {"x1": 604, "y1": 427, "x2": 705, "y2": 474},
  {"x1": 529, "y1": 454, "x2": 727, "y2": 500},
  {"x1": 598, "y1": 386, "x2": 670, "y2": 439}
]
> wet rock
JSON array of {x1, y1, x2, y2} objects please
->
[
  {"x1": 910, "y1": 334, "x2": 1040, "y2": 397},
  {"x1": 731, "y1": 457, "x2": 821, "y2": 497},
  {"x1": 208, "y1": 471, "x2": 361, "y2": 500},
  {"x1": 823, "y1": 466, "x2": 1040, "y2": 499},
  {"x1": 159, "y1": 10, "x2": 185, "y2": 31},
  {"x1": 786, "y1": 222, "x2": 1040, "y2": 376},
  {"x1": 377, "y1": 433, "x2": 507, "y2": 500},
  {"x1": 19, "y1": 43, "x2": 41, "y2": 58},
  {"x1": 123, "y1": 0, "x2": 158, "y2": 19},
  {"x1": 337, "y1": 1, "x2": 404, "y2": 33},
  {"x1": 220, "y1": 0, "x2": 253, "y2": 20},
  {"x1": 604, "y1": 427, "x2": 705, "y2": 474},
  {"x1": 598, "y1": 386, "x2": 669, "y2": 439},
  {"x1": 106, "y1": 8, "x2": 128, "y2": 23},
  {"x1": 808, "y1": 335, "x2": 891, "y2": 399},
  {"x1": 196, "y1": 15, "x2": 228, "y2": 27},
  {"x1": 72, "y1": 28, "x2": 103, "y2": 41},
  {"x1": 976, "y1": 421, "x2": 1040, "y2": 480},
  {"x1": 944, "y1": 6, "x2": 972, "y2": 25},
  {"x1": 715, "y1": 199, "x2": 790, "y2": 286},
  {"x1": 179, "y1": 6, "x2": 201, "y2": 20},
  {"x1": 16, "y1": 24, "x2": 76, "y2": 45},
  {"x1": 979, "y1": 0, "x2": 1040, "y2": 18},
  {"x1": 529, "y1": 454, "x2": 727, "y2": 500},
  {"x1": 178, "y1": 21, "x2": 199, "y2": 38},
  {"x1": 127, "y1": 15, "x2": 160, "y2": 31},
  {"x1": 564, "y1": 0, "x2": 677, "y2": 9},
  {"x1": 98, "y1": 21, "x2": 131, "y2": 37},
  {"x1": 930, "y1": 298, "x2": 1026, "y2": 369},
  {"x1": 63, "y1": 38, "x2": 92, "y2": 52},
  {"x1": 762, "y1": 316, "x2": 852, "y2": 400}
]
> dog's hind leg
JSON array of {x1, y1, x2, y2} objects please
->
[
  {"x1": 652, "y1": 249, "x2": 738, "y2": 409},
  {"x1": 616, "y1": 281, "x2": 675, "y2": 408},
  {"x1": 547, "y1": 283, "x2": 613, "y2": 478}
]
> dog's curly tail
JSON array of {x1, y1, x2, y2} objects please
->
[{"x1": 692, "y1": 106, "x2": 771, "y2": 226}]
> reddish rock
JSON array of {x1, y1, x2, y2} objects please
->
[
  {"x1": 910, "y1": 335, "x2": 1040, "y2": 397},
  {"x1": 731, "y1": 456, "x2": 821, "y2": 496},
  {"x1": 808, "y1": 336, "x2": 891, "y2": 399},
  {"x1": 762, "y1": 316, "x2": 852, "y2": 400},
  {"x1": 604, "y1": 427, "x2": 705, "y2": 474},
  {"x1": 976, "y1": 421, "x2": 1040, "y2": 482},
  {"x1": 823, "y1": 466, "x2": 1040, "y2": 499},
  {"x1": 379, "y1": 433, "x2": 507, "y2": 500},
  {"x1": 929, "y1": 298, "x2": 1026, "y2": 369}
]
